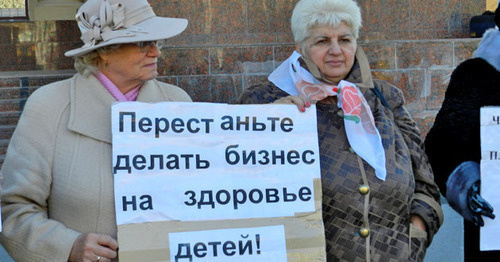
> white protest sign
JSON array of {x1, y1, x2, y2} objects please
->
[
  {"x1": 168, "y1": 225, "x2": 287, "y2": 262},
  {"x1": 112, "y1": 102, "x2": 321, "y2": 225},
  {"x1": 480, "y1": 106, "x2": 500, "y2": 251}
]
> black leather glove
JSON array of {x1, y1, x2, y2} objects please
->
[
  {"x1": 446, "y1": 161, "x2": 495, "y2": 226},
  {"x1": 468, "y1": 180, "x2": 495, "y2": 226}
]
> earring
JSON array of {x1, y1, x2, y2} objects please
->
[{"x1": 101, "y1": 55, "x2": 109, "y2": 67}]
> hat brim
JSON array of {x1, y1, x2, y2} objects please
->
[{"x1": 64, "y1": 17, "x2": 188, "y2": 57}]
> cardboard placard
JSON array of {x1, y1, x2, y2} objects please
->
[
  {"x1": 480, "y1": 106, "x2": 500, "y2": 251},
  {"x1": 112, "y1": 102, "x2": 326, "y2": 261}
]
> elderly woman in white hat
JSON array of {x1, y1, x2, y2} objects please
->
[
  {"x1": 0, "y1": 0, "x2": 191, "y2": 261},
  {"x1": 238, "y1": 0, "x2": 443, "y2": 261}
]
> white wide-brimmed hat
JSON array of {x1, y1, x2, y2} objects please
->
[{"x1": 65, "y1": 0, "x2": 188, "y2": 57}]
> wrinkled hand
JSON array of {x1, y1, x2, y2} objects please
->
[
  {"x1": 273, "y1": 95, "x2": 312, "y2": 112},
  {"x1": 69, "y1": 233, "x2": 118, "y2": 262},
  {"x1": 468, "y1": 181, "x2": 495, "y2": 227}
]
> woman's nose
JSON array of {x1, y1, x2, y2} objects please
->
[
  {"x1": 147, "y1": 45, "x2": 161, "y2": 57},
  {"x1": 328, "y1": 42, "x2": 342, "y2": 55}
]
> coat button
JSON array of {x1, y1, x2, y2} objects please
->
[
  {"x1": 337, "y1": 110, "x2": 344, "y2": 117},
  {"x1": 358, "y1": 185, "x2": 370, "y2": 195},
  {"x1": 359, "y1": 228, "x2": 370, "y2": 238}
]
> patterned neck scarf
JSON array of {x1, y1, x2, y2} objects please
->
[{"x1": 269, "y1": 51, "x2": 387, "y2": 180}]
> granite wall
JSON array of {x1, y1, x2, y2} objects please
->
[{"x1": 0, "y1": 0, "x2": 488, "y2": 165}]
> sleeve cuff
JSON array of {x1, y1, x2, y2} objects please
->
[{"x1": 411, "y1": 193, "x2": 444, "y2": 245}]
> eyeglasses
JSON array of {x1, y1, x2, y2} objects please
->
[{"x1": 133, "y1": 41, "x2": 164, "y2": 52}]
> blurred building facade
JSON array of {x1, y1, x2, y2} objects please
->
[{"x1": 0, "y1": 0, "x2": 492, "y2": 166}]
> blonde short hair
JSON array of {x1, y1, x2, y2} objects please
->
[
  {"x1": 74, "y1": 44, "x2": 122, "y2": 76},
  {"x1": 291, "y1": 0, "x2": 362, "y2": 44}
]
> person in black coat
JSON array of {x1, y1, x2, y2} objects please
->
[{"x1": 424, "y1": 5, "x2": 500, "y2": 261}]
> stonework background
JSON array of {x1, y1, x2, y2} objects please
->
[{"x1": 0, "y1": 0, "x2": 487, "y2": 166}]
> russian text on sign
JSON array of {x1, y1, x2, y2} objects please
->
[
  {"x1": 170, "y1": 226, "x2": 287, "y2": 262},
  {"x1": 183, "y1": 186, "x2": 312, "y2": 210},
  {"x1": 113, "y1": 154, "x2": 210, "y2": 174},
  {"x1": 112, "y1": 102, "x2": 321, "y2": 224}
]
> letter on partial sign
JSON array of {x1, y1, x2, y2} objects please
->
[
  {"x1": 200, "y1": 118, "x2": 214, "y2": 133},
  {"x1": 196, "y1": 155, "x2": 210, "y2": 169},
  {"x1": 220, "y1": 116, "x2": 233, "y2": 130},
  {"x1": 138, "y1": 117, "x2": 152, "y2": 132},
  {"x1": 283, "y1": 187, "x2": 297, "y2": 202},
  {"x1": 265, "y1": 188, "x2": 280, "y2": 203},
  {"x1": 248, "y1": 189, "x2": 263, "y2": 204},
  {"x1": 193, "y1": 242, "x2": 207, "y2": 258},
  {"x1": 225, "y1": 145, "x2": 240, "y2": 165},
  {"x1": 258, "y1": 150, "x2": 270, "y2": 165},
  {"x1": 242, "y1": 150, "x2": 256, "y2": 165},
  {"x1": 139, "y1": 195, "x2": 153, "y2": 210},
  {"x1": 208, "y1": 241, "x2": 222, "y2": 257},
  {"x1": 236, "y1": 116, "x2": 250, "y2": 131},
  {"x1": 166, "y1": 154, "x2": 180, "y2": 169},
  {"x1": 267, "y1": 117, "x2": 279, "y2": 131},
  {"x1": 298, "y1": 186, "x2": 312, "y2": 201},
  {"x1": 491, "y1": 151, "x2": 498, "y2": 160},
  {"x1": 174, "y1": 243, "x2": 192, "y2": 262},
  {"x1": 281, "y1": 117, "x2": 293, "y2": 132},
  {"x1": 493, "y1": 116, "x2": 500, "y2": 124},
  {"x1": 184, "y1": 191, "x2": 197, "y2": 206},
  {"x1": 155, "y1": 117, "x2": 169, "y2": 138},
  {"x1": 148, "y1": 154, "x2": 164, "y2": 170},
  {"x1": 252, "y1": 117, "x2": 266, "y2": 131},
  {"x1": 198, "y1": 191, "x2": 215, "y2": 209},
  {"x1": 122, "y1": 195, "x2": 137, "y2": 211},
  {"x1": 114, "y1": 155, "x2": 131, "y2": 174},
  {"x1": 186, "y1": 118, "x2": 200, "y2": 133},
  {"x1": 239, "y1": 238, "x2": 253, "y2": 255},
  {"x1": 172, "y1": 118, "x2": 185, "y2": 133},
  {"x1": 232, "y1": 189, "x2": 247, "y2": 209},
  {"x1": 172, "y1": 118, "x2": 184, "y2": 133},
  {"x1": 287, "y1": 150, "x2": 300, "y2": 164},
  {"x1": 132, "y1": 155, "x2": 147, "y2": 170},
  {"x1": 119, "y1": 112, "x2": 136, "y2": 132},
  {"x1": 272, "y1": 150, "x2": 285, "y2": 165},
  {"x1": 223, "y1": 241, "x2": 236, "y2": 256},
  {"x1": 302, "y1": 150, "x2": 315, "y2": 164},
  {"x1": 180, "y1": 154, "x2": 194, "y2": 169},
  {"x1": 216, "y1": 190, "x2": 231, "y2": 205}
]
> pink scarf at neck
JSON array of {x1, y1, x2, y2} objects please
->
[{"x1": 95, "y1": 72, "x2": 141, "y2": 102}]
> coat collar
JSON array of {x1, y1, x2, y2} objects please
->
[
  {"x1": 67, "y1": 74, "x2": 171, "y2": 143},
  {"x1": 345, "y1": 47, "x2": 374, "y2": 89}
]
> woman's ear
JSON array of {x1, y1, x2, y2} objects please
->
[
  {"x1": 101, "y1": 55, "x2": 109, "y2": 62},
  {"x1": 98, "y1": 54, "x2": 109, "y2": 67}
]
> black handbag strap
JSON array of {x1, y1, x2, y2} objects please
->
[{"x1": 371, "y1": 87, "x2": 391, "y2": 109}]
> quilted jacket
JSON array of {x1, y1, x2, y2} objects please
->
[{"x1": 237, "y1": 48, "x2": 443, "y2": 262}]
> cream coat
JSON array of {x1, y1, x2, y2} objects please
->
[{"x1": 0, "y1": 74, "x2": 192, "y2": 262}]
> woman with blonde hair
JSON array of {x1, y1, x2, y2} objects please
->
[{"x1": 0, "y1": 0, "x2": 191, "y2": 261}]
